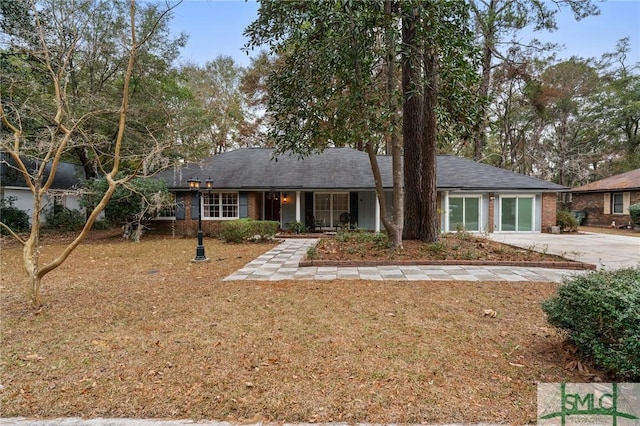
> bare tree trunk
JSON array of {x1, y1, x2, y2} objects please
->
[
  {"x1": 74, "y1": 146, "x2": 98, "y2": 179},
  {"x1": 365, "y1": 0, "x2": 403, "y2": 249},
  {"x1": 402, "y1": 9, "x2": 423, "y2": 240},
  {"x1": 24, "y1": 191, "x2": 42, "y2": 308},
  {"x1": 365, "y1": 143, "x2": 403, "y2": 248}
]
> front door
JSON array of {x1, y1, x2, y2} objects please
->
[{"x1": 264, "y1": 192, "x2": 281, "y2": 223}]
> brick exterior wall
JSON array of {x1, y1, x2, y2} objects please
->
[
  {"x1": 487, "y1": 193, "x2": 495, "y2": 233},
  {"x1": 248, "y1": 192, "x2": 262, "y2": 220},
  {"x1": 572, "y1": 190, "x2": 640, "y2": 227},
  {"x1": 152, "y1": 191, "x2": 264, "y2": 237},
  {"x1": 541, "y1": 193, "x2": 558, "y2": 233}
]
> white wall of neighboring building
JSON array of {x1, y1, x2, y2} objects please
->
[{"x1": 1, "y1": 186, "x2": 85, "y2": 225}]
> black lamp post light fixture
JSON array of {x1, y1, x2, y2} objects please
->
[{"x1": 188, "y1": 178, "x2": 213, "y2": 262}]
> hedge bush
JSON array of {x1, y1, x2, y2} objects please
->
[
  {"x1": 556, "y1": 209, "x2": 578, "y2": 231},
  {"x1": 542, "y1": 268, "x2": 640, "y2": 380},
  {"x1": 44, "y1": 205, "x2": 85, "y2": 232},
  {"x1": 630, "y1": 202, "x2": 640, "y2": 226},
  {"x1": 0, "y1": 197, "x2": 30, "y2": 234},
  {"x1": 287, "y1": 221, "x2": 307, "y2": 234},
  {"x1": 220, "y1": 219, "x2": 279, "y2": 243}
]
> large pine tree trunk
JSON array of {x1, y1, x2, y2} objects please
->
[
  {"x1": 421, "y1": 45, "x2": 439, "y2": 242},
  {"x1": 402, "y1": 10, "x2": 423, "y2": 240}
]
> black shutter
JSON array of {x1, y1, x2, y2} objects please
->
[
  {"x1": 175, "y1": 192, "x2": 185, "y2": 220},
  {"x1": 350, "y1": 192, "x2": 358, "y2": 226},
  {"x1": 304, "y1": 192, "x2": 314, "y2": 228},
  {"x1": 191, "y1": 193, "x2": 199, "y2": 219},
  {"x1": 239, "y1": 192, "x2": 248, "y2": 218}
]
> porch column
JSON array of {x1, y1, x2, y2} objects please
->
[
  {"x1": 443, "y1": 191, "x2": 449, "y2": 233},
  {"x1": 295, "y1": 191, "x2": 301, "y2": 223},
  {"x1": 375, "y1": 195, "x2": 381, "y2": 233}
]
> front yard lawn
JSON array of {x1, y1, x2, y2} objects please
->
[{"x1": 0, "y1": 233, "x2": 602, "y2": 424}]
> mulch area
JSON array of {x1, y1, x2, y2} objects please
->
[{"x1": 303, "y1": 232, "x2": 596, "y2": 269}]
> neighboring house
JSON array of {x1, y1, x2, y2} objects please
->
[
  {"x1": 154, "y1": 147, "x2": 567, "y2": 235},
  {"x1": 570, "y1": 168, "x2": 640, "y2": 227},
  {"x1": 0, "y1": 152, "x2": 85, "y2": 225}
]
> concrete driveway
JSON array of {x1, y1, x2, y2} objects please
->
[{"x1": 488, "y1": 232, "x2": 640, "y2": 270}]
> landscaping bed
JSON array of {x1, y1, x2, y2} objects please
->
[{"x1": 304, "y1": 231, "x2": 596, "y2": 269}]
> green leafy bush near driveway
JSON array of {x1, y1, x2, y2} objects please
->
[
  {"x1": 542, "y1": 268, "x2": 640, "y2": 380},
  {"x1": 630, "y1": 202, "x2": 640, "y2": 226},
  {"x1": 556, "y1": 209, "x2": 578, "y2": 231},
  {"x1": 220, "y1": 218, "x2": 279, "y2": 243}
]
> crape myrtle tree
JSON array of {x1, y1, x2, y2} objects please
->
[
  {"x1": 0, "y1": 0, "x2": 180, "y2": 308},
  {"x1": 1, "y1": 0, "x2": 189, "y2": 180},
  {"x1": 245, "y1": 0, "x2": 479, "y2": 246}
]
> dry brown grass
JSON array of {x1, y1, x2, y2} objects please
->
[{"x1": 1, "y1": 232, "x2": 602, "y2": 424}]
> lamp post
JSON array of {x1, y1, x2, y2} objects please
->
[{"x1": 188, "y1": 178, "x2": 213, "y2": 262}]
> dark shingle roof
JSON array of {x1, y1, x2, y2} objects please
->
[
  {"x1": 572, "y1": 168, "x2": 640, "y2": 192},
  {"x1": 157, "y1": 148, "x2": 566, "y2": 192},
  {"x1": 436, "y1": 155, "x2": 567, "y2": 191},
  {"x1": 0, "y1": 152, "x2": 84, "y2": 190}
]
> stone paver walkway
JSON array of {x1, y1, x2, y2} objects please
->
[{"x1": 223, "y1": 238, "x2": 583, "y2": 283}]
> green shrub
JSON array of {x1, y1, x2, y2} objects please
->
[
  {"x1": 427, "y1": 240, "x2": 447, "y2": 256},
  {"x1": 287, "y1": 221, "x2": 307, "y2": 234},
  {"x1": 542, "y1": 268, "x2": 640, "y2": 380},
  {"x1": 220, "y1": 219, "x2": 279, "y2": 243},
  {"x1": 92, "y1": 219, "x2": 111, "y2": 230},
  {"x1": 630, "y1": 203, "x2": 640, "y2": 226},
  {"x1": 371, "y1": 232, "x2": 390, "y2": 249},
  {"x1": 306, "y1": 246, "x2": 317, "y2": 260},
  {"x1": 81, "y1": 176, "x2": 172, "y2": 239},
  {"x1": 556, "y1": 209, "x2": 578, "y2": 231},
  {"x1": 44, "y1": 204, "x2": 85, "y2": 232},
  {"x1": 0, "y1": 197, "x2": 30, "y2": 234}
]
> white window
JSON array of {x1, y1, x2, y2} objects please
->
[
  {"x1": 314, "y1": 193, "x2": 349, "y2": 228},
  {"x1": 203, "y1": 192, "x2": 238, "y2": 219},
  {"x1": 500, "y1": 195, "x2": 534, "y2": 232},
  {"x1": 156, "y1": 193, "x2": 176, "y2": 219},
  {"x1": 448, "y1": 196, "x2": 481, "y2": 232}
]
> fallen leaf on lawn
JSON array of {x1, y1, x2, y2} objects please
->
[
  {"x1": 508, "y1": 362, "x2": 525, "y2": 368},
  {"x1": 565, "y1": 359, "x2": 589, "y2": 374},
  {"x1": 24, "y1": 354, "x2": 44, "y2": 360},
  {"x1": 483, "y1": 309, "x2": 497, "y2": 318}
]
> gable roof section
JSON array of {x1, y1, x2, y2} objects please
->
[
  {"x1": 157, "y1": 147, "x2": 567, "y2": 192},
  {"x1": 571, "y1": 168, "x2": 640, "y2": 193},
  {"x1": 0, "y1": 152, "x2": 84, "y2": 190}
]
